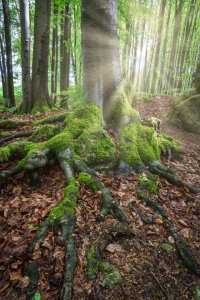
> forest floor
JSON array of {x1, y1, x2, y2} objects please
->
[{"x1": 0, "y1": 96, "x2": 200, "y2": 300}]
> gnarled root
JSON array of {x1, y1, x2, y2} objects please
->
[
  {"x1": 0, "y1": 130, "x2": 34, "y2": 146},
  {"x1": 149, "y1": 161, "x2": 198, "y2": 193},
  {"x1": 137, "y1": 190, "x2": 200, "y2": 276}
]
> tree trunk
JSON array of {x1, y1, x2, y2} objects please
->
[
  {"x1": 151, "y1": 0, "x2": 166, "y2": 94},
  {"x1": 81, "y1": 0, "x2": 121, "y2": 122},
  {"x1": 19, "y1": 0, "x2": 31, "y2": 113},
  {"x1": 167, "y1": 0, "x2": 183, "y2": 94},
  {"x1": 51, "y1": 4, "x2": 58, "y2": 103},
  {"x1": 60, "y1": 5, "x2": 71, "y2": 95},
  {"x1": 31, "y1": 0, "x2": 51, "y2": 112},
  {"x1": 0, "y1": 34, "x2": 8, "y2": 99},
  {"x1": 2, "y1": 0, "x2": 15, "y2": 107}
]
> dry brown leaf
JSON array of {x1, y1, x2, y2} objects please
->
[{"x1": 106, "y1": 243, "x2": 123, "y2": 253}]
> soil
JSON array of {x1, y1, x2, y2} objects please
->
[{"x1": 0, "y1": 97, "x2": 200, "y2": 300}]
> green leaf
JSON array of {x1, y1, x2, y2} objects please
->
[
  {"x1": 34, "y1": 291, "x2": 41, "y2": 300},
  {"x1": 161, "y1": 243, "x2": 173, "y2": 253}
]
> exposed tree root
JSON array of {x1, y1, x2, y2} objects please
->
[
  {"x1": 149, "y1": 161, "x2": 198, "y2": 193},
  {"x1": 87, "y1": 222, "x2": 133, "y2": 287},
  {"x1": 0, "y1": 130, "x2": 35, "y2": 146},
  {"x1": 137, "y1": 190, "x2": 200, "y2": 276},
  {"x1": 0, "y1": 112, "x2": 67, "y2": 130}
]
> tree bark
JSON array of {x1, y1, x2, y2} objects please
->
[
  {"x1": 31, "y1": 0, "x2": 51, "y2": 111},
  {"x1": 2, "y1": 0, "x2": 15, "y2": 107},
  {"x1": 51, "y1": 4, "x2": 58, "y2": 103},
  {"x1": 151, "y1": 0, "x2": 166, "y2": 94},
  {"x1": 0, "y1": 34, "x2": 7, "y2": 99},
  {"x1": 19, "y1": 0, "x2": 31, "y2": 113},
  {"x1": 81, "y1": 0, "x2": 121, "y2": 122},
  {"x1": 60, "y1": 5, "x2": 71, "y2": 94}
]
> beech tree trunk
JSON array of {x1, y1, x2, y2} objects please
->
[
  {"x1": 51, "y1": 4, "x2": 58, "y2": 103},
  {"x1": 2, "y1": 0, "x2": 15, "y2": 107},
  {"x1": 0, "y1": 34, "x2": 8, "y2": 99},
  {"x1": 31, "y1": 0, "x2": 51, "y2": 111},
  {"x1": 151, "y1": 0, "x2": 166, "y2": 94},
  {"x1": 60, "y1": 5, "x2": 71, "y2": 94},
  {"x1": 81, "y1": 0, "x2": 121, "y2": 122},
  {"x1": 20, "y1": 0, "x2": 31, "y2": 113}
]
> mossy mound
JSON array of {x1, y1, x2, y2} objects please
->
[
  {"x1": 120, "y1": 124, "x2": 160, "y2": 167},
  {"x1": 158, "y1": 134, "x2": 182, "y2": 157},
  {"x1": 64, "y1": 102, "x2": 104, "y2": 138},
  {"x1": 28, "y1": 125, "x2": 61, "y2": 142},
  {"x1": 75, "y1": 129, "x2": 117, "y2": 167},
  {"x1": 168, "y1": 94, "x2": 200, "y2": 134}
]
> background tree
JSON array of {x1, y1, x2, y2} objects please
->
[
  {"x1": 31, "y1": 0, "x2": 51, "y2": 112},
  {"x1": 19, "y1": 0, "x2": 31, "y2": 113},
  {"x1": 2, "y1": 0, "x2": 15, "y2": 107}
]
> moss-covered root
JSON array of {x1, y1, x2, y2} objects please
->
[
  {"x1": 32, "y1": 112, "x2": 68, "y2": 126},
  {"x1": 87, "y1": 223, "x2": 132, "y2": 285},
  {"x1": 0, "y1": 148, "x2": 49, "y2": 188},
  {"x1": 149, "y1": 161, "x2": 198, "y2": 193},
  {"x1": 137, "y1": 190, "x2": 200, "y2": 276},
  {"x1": 0, "y1": 119, "x2": 29, "y2": 129},
  {"x1": 0, "y1": 130, "x2": 34, "y2": 146},
  {"x1": 78, "y1": 172, "x2": 128, "y2": 224},
  {"x1": 61, "y1": 237, "x2": 77, "y2": 300},
  {"x1": 28, "y1": 172, "x2": 78, "y2": 299}
]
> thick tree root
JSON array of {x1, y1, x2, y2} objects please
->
[
  {"x1": 137, "y1": 190, "x2": 200, "y2": 276},
  {"x1": 0, "y1": 130, "x2": 35, "y2": 146},
  {"x1": 87, "y1": 222, "x2": 133, "y2": 287},
  {"x1": 27, "y1": 150, "x2": 78, "y2": 300},
  {"x1": 149, "y1": 161, "x2": 198, "y2": 193},
  {"x1": 0, "y1": 112, "x2": 68, "y2": 130}
]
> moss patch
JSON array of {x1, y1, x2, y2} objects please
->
[
  {"x1": 0, "y1": 141, "x2": 34, "y2": 163},
  {"x1": 49, "y1": 177, "x2": 78, "y2": 222},
  {"x1": 75, "y1": 129, "x2": 117, "y2": 166},
  {"x1": 120, "y1": 124, "x2": 160, "y2": 167},
  {"x1": 0, "y1": 119, "x2": 27, "y2": 129},
  {"x1": 158, "y1": 134, "x2": 182, "y2": 157},
  {"x1": 29, "y1": 125, "x2": 61, "y2": 142},
  {"x1": 64, "y1": 102, "x2": 104, "y2": 138},
  {"x1": 78, "y1": 173, "x2": 99, "y2": 190},
  {"x1": 46, "y1": 132, "x2": 73, "y2": 154},
  {"x1": 98, "y1": 261, "x2": 122, "y2": 288}
]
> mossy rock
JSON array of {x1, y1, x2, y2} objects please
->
[
  {"x1": 168, "y1": 94, "x2": 200, "y2": 134},
  {"x1": 120, "y1": 124, "x2": 160, "y2": 167},
  {"x1": 75, "y1": 129, "x2": 117, "y2": 167},
  {"x1": 29, "y1": 125, "x2": 61, "y2": 142}
]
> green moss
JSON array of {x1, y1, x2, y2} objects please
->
[
  {"x1": 49, "y1": 177, "x2": 78, "y2": 222},
  {"x1": 120, "y1": 124, "x2": 160, "y2": 167},
  {"x1": 32, "y1": 112, "x2": 67, "y2": 126},
  {"x1": 87, "y1": 242, "x2": 99, "y2": 279},
  {"x1": 46, "y1": 132, "x2": 73, "y2": 154},
  {"x1": 75, "y1": 129, "x2": 117, "y2": 166},
  {"x1": 0, "y1": 141, "x2": 34, "y2": 163},
  {"x1": 65, "y1": 103, "x2": 104, "y2": 138},
  {"x1": 139, "y1": 173, "x2": 159, "y2": 193},
  {"x1": 32, "y1": 101, "x2": 50, "y2": 114},
  {"x1": 78, "y1": 173, "x2": 99, "y2": 190},
  {"x1": 113, "y1": 97, "x2": 141, "y2": 128},
  {"x1": 0, "y1": 119, "x2": 26, "y2": 129},
  {"x1": 98, "y1": 261, "x2": 122, "y2": 288},
  {"x1": 158, "y1": 134, "x2": 182, "y2": 157},
  {"x1": 0, "y1": 146, "x2": 10, "y2": 162},
  {"x1": 29, "y1": 125, "x2": 61, "y2": 142}
]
